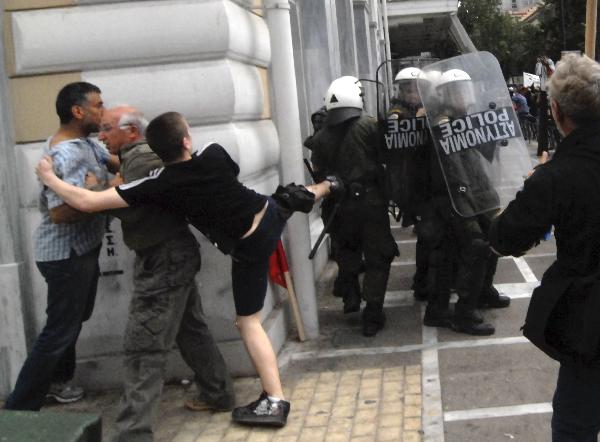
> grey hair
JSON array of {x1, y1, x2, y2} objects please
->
[
  {"x1": 118, "y1": 111, "x2": 149, "y2": 135},
  {"x1": 547, "y1": 53, "x2": 600, "y2": 125}
]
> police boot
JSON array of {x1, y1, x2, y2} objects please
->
[
  {"x1": 343, "y1": 293, "x2": 361, "y2": 314},
  {"x1": 362, "y1": 302, "x2": 386, "y2": 337},
  {"x1": 423, "y1": 303, "x2": 453, "y2": 328},
  {"x1": 452, "y1": 302, "x2": 494, "y2": 336},
  {"x1": 411, "y1": 279, "x2": 429, "y2": 302},
  {"x1": 478, "y1": 286, "x2": 511, "y2": 309}
]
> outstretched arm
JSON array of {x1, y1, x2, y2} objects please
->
[{"x1": 36, "y1": 155, "x2": 129, "y2": 212}]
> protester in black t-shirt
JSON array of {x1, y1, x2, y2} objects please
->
[{"x1": 36, "y1": 111, "x2": 333, "y2": 428}]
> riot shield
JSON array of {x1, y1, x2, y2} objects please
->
[
  {"x1": 417, "y1": 51, "x2": 532, "y2": 218},
  {"x1": 376, "y1": 59, "x2": 435, "y2": 215}
]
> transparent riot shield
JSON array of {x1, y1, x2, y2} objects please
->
[
  {"x1": 417, "y1": 51, "x2": 532, "y2": 218},
  {"x1": 376, "y1": 58, "x2": 436, "y2": 213}
]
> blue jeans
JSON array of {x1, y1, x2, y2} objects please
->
[
  {"x1": 552, "y1": 363, "x2": 600, "y2": 441},
  {"x1": 4, "y1": 246, "x2": 100, "y2": 411}
]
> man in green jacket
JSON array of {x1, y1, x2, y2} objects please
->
[{"x1": 98, "y1": 106, "x2": 235, "y2": 442}]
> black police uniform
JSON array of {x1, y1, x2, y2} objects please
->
[
  {"x1": 420, "y1": 108, "x2": 501, "y2": 335},
  {"x1": 308, "y1": 113, "x2": 397, "y2": 336}
]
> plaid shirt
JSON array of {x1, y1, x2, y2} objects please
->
[{"x1": 34, "y1": 138, "x2": 111, "y2": 262}]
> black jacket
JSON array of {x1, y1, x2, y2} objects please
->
[
  {"x1": 489, "y1": 124, "x2": 600, "y2": 363},
  {"x1": 309, "y1": 114, "x2": 387, "y2": 207}
]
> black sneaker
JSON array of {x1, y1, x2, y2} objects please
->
[{"x1": 232, "y1": 392, "x2": 290, "y2": 427}]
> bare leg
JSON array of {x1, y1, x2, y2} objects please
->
[{"x1": 236, "y1": 312, "x2": 284, "y2": 399}]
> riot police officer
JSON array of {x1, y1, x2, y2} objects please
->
[
  {"x1": 384, "y1": 66, "x2": 430, "y2": 299},
  {"x1": 420, "y1": 68, "x2": 509, "y2": 335},
  {"x1": 307, "y1": 77, "x2": 397, "y2": 337}
]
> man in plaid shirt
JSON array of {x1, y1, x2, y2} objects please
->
[{"x1": 4, "y1": 82, "x2": 118, "y2": 410}]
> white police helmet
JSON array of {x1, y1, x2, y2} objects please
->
[
  {"x1": 395, "y1": 67, "x2": 422, "y2": 82},
  {"x1": 437, "y1": 69, "x2": 476, "y2": 112},
  {"x1": 436, "y1": 69, "x2": 472, "y2": 88},
  {"x1": 323, "y1": 77, "x2": 364, "y2": 125}
]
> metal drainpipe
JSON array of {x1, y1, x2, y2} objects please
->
[{"x1": 264, "y1": 0, "x2": 319, "y2": 339}]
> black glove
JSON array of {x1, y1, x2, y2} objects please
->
[
  {"x1": 325, "y1": 175, "x2": 345, "y2": 198},
  {"x1": 271, "y1": 183, "x2": 316, "y2": 216}
]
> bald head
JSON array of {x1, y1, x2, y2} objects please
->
[{"x1": 98, "y1": 105, "x2": 148, "y2": 154}]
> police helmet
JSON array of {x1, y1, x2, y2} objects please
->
[
  {"x1": 324, "y1": 77, "x2": 363, "y2": 125},
  {"x1": 395, "y1": 67, "x2": 422, "y2": 82},
  {"x1": 437, "y1": 69, "x2": 476, "y2": 113}
]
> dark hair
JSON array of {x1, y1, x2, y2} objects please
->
[
  {"x1": 55, "y1": 82, "x2": 101, "y2": 125},
  {"x1": 146, "y1": 112, "x2": 189, "y2": 163}
]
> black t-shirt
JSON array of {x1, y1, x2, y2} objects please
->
[{"x1": 115, "y1": 143, "x2": 267, "y2": 254}]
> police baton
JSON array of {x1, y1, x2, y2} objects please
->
[
  {"x1": 304, "y1": 158, "x2": 341, "y2": 260},
  {"x1": 308, "y1": 201, "x2": 341, "y2": 259}
]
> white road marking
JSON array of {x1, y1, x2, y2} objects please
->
[
  {"x1": 444, "y1": 403, "x2": 553, "y2": 422},
  {"x1": 513, "y1": 256, "x2": 539, "y2": 283},
  {"x1": 421, "y1": 304, "x2": 445, "y2": 441}
]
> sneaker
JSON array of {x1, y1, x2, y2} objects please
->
[
  {"x1": 46, "y1": 382, "x2": 84, "y2": 404},
  {"x1": 184, "y1": 396, "x2": 234, "y2": 412},
  {"x1": 232, "y1": 392, "x2": 290, "y2": 427}
]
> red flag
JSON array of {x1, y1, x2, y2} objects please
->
[{"x1": 269, "y1": 240, "x2": 289, "y2": 288}]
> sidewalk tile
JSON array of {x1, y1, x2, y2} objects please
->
[
  {"x1": 335, "y1": 393, "x2": 358, "y2": 406},
  {"x1": 352, "y1": 421, "x2": 377, "y2": 437},
  {"x1": 377, "y1": 426, "x2": 402, "y2": 441},
  {"x1": 358, "y1": 388, "x2": 380, "y2": 400},
  {"x1": 404, "y1": 404, "x2": 421, "y2": 417},
  {"x1": 308, "y1": 401, "x2": 333, "y2": 415},
  {"x1": 357, "y1": 398, "x2": 380, "y2": 410},
  {"x1": 355, "y1": 408, "x2": 378, "y2": 423},
  {"x1": 272, "y1": 435, "x2": 299, "y2": 442},
  {"x1": 351, "y1": 436, "x2": 376, "y2": 442},
  {"x1": 313, "y1": 389, "x2": 336, "y2": 402},
  {"x1": 223, "y1": 426, "x2": 252, "y2": 441},
  {"x1": 402, "y1": 431, "x2": 422, "y2": 442},
  {"x1": 406, "y1": 374, "x2": 421, "y2": 385},
  {"x1": 332, "y1": 405, "x2": 356, "y2": 418},
  {"x1": 325, "y1": 433, "x2": 351, "y2": 442},
  {"x1": 404, "y1": 417, "x2": 422, "y2": 431},
  {"x1": 379, "y1": 413, "x2": 403, "y2": 428},
  {"x1": 247, "y1": 428, "x2": 275, "y2": 442},
  {"x1": 291, "y1": 388, "x2": 314, "y2": 400},
  {"x1": 405, "y1": 394, "x2": 422, "y2": 406},
  {"x1": 299, "y1": 426, "x2": 327, "y2": 441},
  {"x1": 362, "y1": 368, "x2": 383, "y2": 379},
  {"x1": 380, "y1": 400, "x2": 403, "y2": 414},
  {"x1": 406, "y1": 365, "x2": 421, "y2": 375},
  {"x1": 360, "y1": 378, "x2": 382, "y2": 390},
  {"x1": 338, "y1": 384, "x2": 360, "y2": 396},
  {"x1": 290, "y1": 398, "x2": 310, "y2": 412},
  {"x1": 194, "y1": 434, "x2": 226, "y2": 442}
]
